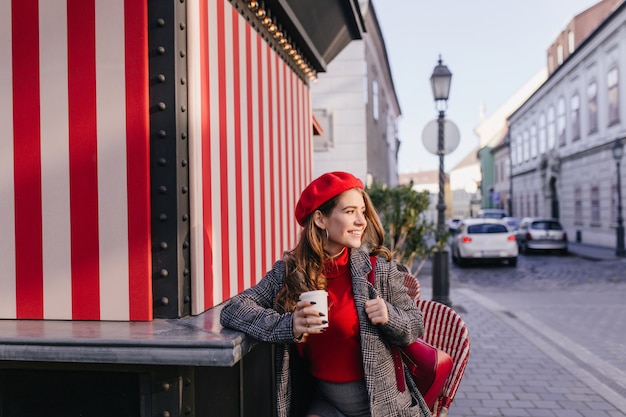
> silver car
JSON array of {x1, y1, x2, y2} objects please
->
[{"x1": 516, "y1": 218, "x2": 568, "y2": 254}]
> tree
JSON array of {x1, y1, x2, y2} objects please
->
[{"x1": 368, "y1": 181, "x2": 444, "y2": 276}]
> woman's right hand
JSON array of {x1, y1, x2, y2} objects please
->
[{"x1": 293, "y1": 300, "x2": 327, "y2": 339}]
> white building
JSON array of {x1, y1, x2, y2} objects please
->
[
  {"x1": 509, "y1": 0, "x2": 626, "y2": 248},
  {"x1": 310, "y1": 0, "x2": 401, "y2": 186}
]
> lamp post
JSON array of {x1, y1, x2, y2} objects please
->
[
  {"x1": 430, "y1": 56, "x2": 452, "y2": 306},
  {"x1": 612, "y1": 138, "x2": 625, "y2": 257}
]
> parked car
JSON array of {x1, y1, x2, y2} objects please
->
[
  {"x1": 477, "y1": 208, "x2": 509, "y2": 219},
  {"x1": 451, "y1": 218, "x2": 518, "y2": 267},
  {"x1": 448, "y1": 218, "x2": 463, "y2": 235},
  {"x1": 502, "y1": 216, "x2": 521, "y2": 231},
  {"x1": 515, "y1": 218, "x2": 568, "y2": 254}
]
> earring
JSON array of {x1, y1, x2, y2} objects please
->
[{"x1": 325, "y1": 229, "x2": 329, "y2": 240}]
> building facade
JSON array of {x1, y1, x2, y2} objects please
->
[
  {"x1": 311, "y1": 0, "x2": 401, "y2": 186},
  {"x1": 473, "y1": 69, "x2": 547, "y2": 213},
  {"x1": 509, "y1": 1, "x2": 626, "y2": 248}
]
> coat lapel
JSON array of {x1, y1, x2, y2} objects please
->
[{"x1": 350, "y1": 249, "x2": 382, "y2": 395}]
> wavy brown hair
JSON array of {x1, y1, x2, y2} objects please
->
[{"x1": 274, "y1": 188, "x2": 391, "y2": 313}]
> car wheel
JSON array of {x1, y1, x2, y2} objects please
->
[{"x1": 509, "y1": 257, "x2": 517, "y2": 267}]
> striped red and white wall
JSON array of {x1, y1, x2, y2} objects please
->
[
  {"x1": 187, "y1": 0, "x2": 313, "y2": 315},
  {"x1": 0, "y1": 0, "x2": 152, "y2": 321},
  {"x1": 1, "y1": 0, "x2": 312, "y2": 320}
]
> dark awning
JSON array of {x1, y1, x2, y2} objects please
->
[{"x1": 265, "y1": 0, "x2": 365, "y2": 72}]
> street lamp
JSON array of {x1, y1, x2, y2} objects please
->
[
  {"x1": 612, "y1": 138, "x2": 625, "y2": 257},
  {"x1": 430, "y1": 56, "x2": 452, "y2": 306}
]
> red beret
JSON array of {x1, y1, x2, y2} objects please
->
[{"x1": 295, "y1": 171, "x2": 364, "y2": 226}]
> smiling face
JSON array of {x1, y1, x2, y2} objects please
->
[{"x1": 314, "y1": 188, "x2": 367, "y2": 256}]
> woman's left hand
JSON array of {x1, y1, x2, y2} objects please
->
[{"x1": 365, "y1": 296, "x2": 388, "y2": 325}]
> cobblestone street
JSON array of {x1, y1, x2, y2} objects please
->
[{"x1": 419, "y1": 251, "x2": 626, "y2": 416}]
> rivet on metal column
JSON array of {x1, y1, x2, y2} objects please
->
[{"x1": 148, "y1": 0, "x2": 190, "y2": 319}]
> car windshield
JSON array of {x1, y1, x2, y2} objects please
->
[
  {"x1": 467, "y1": 224, "x2": 508, "y2": 234},
  {"x1": 531, "y1": 221, "x2": 563, "y2": 231}
]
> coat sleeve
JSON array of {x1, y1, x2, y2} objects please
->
[
  {"x1": 219, "y1": 260, "x2": 301, "y2": 344},
  {"x1": 374, "y1": 260, "x2": 424, "y2": 347}
]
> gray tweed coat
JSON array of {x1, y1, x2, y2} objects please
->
[{"x1": 220, "y1": 247, "x2": 432, "y2": 417}]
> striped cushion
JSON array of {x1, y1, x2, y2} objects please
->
[{"x1": 417, "y1": 299, "x2": 470, "y2": 416}]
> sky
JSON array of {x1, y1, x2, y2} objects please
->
[{"x1": 371, "y1": 0, "x2": 605, "y2": 174}]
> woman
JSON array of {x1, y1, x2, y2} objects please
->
[{"x1": 220, "y1": 171, "x2": 431, "y2": 417}]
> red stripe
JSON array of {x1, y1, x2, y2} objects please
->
[
  {"x1": 291, "y1": 72, "x2": 299, "y2": 239},
  {"x1": 12, "y1": 0, "x2": 44, "y2": 319},
  {"x1": 257, "y1": 37, "x2": 267, "y2": 274},
  {"x1": 289, "y1": 71, "x2": 296, "y2": 246},
  {"x1": 124, "y1": 0, "x2": 151, "y2": 320},
  {"x1": 245, "y1": 25, "x2": 257, "y2": 285},
  {"x1": 296, "y1": 79, "x2": 304, "y2": 196},
  {"x1": 268, "y1": 46, "x2": 276, "y2": 262},
  {"x1": 200, "y1": 0, "x2": 213, "y2": 309},
  {"x1": 67, "y1": 0, "x2": 100, "y2": 320},
  {"x1": 232, "y1": 9, "x2": 244, "y2": 293},
  {"x1": 217, "y1": 0, "x2": 230, "y2": 300}
]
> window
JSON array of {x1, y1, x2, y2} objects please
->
[
  {"x1": 608, "y1": 67, "x2": 620, "y2": 125},
  {"x1": 530, "y1": 124, "x2": 537, "y2": 158},
  {"x1": 534, "y1": 193, "x2": 538, "y2": 217},
  {"x1": 372, "y1": 80, "x2": 379, "y2": 121},
  {"x1": 523, "y1": 130, "x2": 530, "y2": 162},
  {"x1": 587, "y1": 80, "x2": 598, "y2": 133},
  {"x1": 557, "y1": 97, "x2": 566, "y2": 146},
  {"x1": 517, "y1": 134, "x2": 523, "y2": 166},
  {"x1": 575, "y1": 186, "x2": 582, "y2": 223},
  {"x1": 568, "y1": 31, "x2": 575, "y2": 54},
  {"x1": 547, "y1": 106, "x2": 556, "y2": 149},
  {"x1": 557, "y1": 44, "x2": 563, "y2": 65},
  {"x1": 538, "y1": 112, "x2": 547, "y2": 154},
  {"x1": 591, "y1": 186, "x2": 600, "y2": 224},
  {"x1": 571, "y1": 93, "x2": 580, "y2": 141}
]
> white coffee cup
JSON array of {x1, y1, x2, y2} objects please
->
[{"x1": 299, "y1": 290, "x2": 329, "y2": 328}]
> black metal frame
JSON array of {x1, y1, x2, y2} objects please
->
[{"x1": 149, "y1": 0, "x2": 191, "y2": 319}]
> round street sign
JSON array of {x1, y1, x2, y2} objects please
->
[{"x1": 421, "y1": 119, "x2": 461, "y2": 155}]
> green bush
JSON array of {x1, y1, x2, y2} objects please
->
[{"x1": 367, "y1": 181, "x2": 444, "y2": 276}]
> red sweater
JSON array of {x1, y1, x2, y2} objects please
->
[{"x1": 297, "y1": 249, "x2": 365, "y2": 382}]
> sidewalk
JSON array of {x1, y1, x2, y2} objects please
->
[
  {"x1": 567, "y1": 241, "x2": 621, "y2": 261},
  {"x1": 421, "y1": 285, "x2": 626, "y2": 417},
  {"x1": 416, "y1": 241, "x2": 626, "y2": 417}
]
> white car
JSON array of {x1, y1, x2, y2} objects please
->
[{"x1": 451, "y1": 218, "x2": 518, "y2": 267}]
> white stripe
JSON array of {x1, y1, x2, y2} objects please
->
[
  {"x1": 250, "y1": 32, "x2": 262, "y2": 285},
  {"x1": 278, "y1": 60, "x2": 287, "y2": 253},
  {"x1": 285, "y1": 64, "x2": 294, "y2": 247},
  {"x1": 238, "y1": 14, "x2": 251, "y2": 290},
  {"x1": 39, "y1": 0, "x2": 72, "y2": 319},
  {"x1": 208, "y1": 0, "x2": 222, "y2": 303},
  {"x1": 224, "y1": 4, "x2": 238, "y2": 299},
  {"x1": 186, "y1": 0, "x2": 205, "y2": 314},
  {"x1": 300, "y1": 81, "x2": 306, "y2": 190},
  {"x1": 291, "y1": 72, "x2": 300, "y2": 246},
  {"x1": 261, "y1": 42, "x2": 272, "y2": 270},
  {"x1": 0, "y1": 3, "x2": 16, "y2": 318},
  {"x1": 305, "y1": 83, "x2": 312, "y2": 184},
  {"x1": 96, "y1": 0, "x2": 130, "y2": 320}
]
